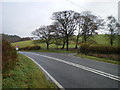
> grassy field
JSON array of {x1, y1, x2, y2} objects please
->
[
  {"x1": 2, "y1": 54, "x2": 56, "y2": 88},
  {"x1": 12, "y1": 35, "x2": 119, "y2": 49},
  {"x1": 12, "y1": 40, "x2": 54, "y2": 48},
  {"x1": 92, "y1": 35, "x2": 119, "y2": 46},
  {"x1": 12, "y1": 40, "x2": 74, "y2": 49},
  {"x1": 12, "y1": 40, "x2": 35, "y2": 48}
]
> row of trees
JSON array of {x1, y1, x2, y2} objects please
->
[{"x1": 32, "y1": 10, "x2": 119, "y2": 50}]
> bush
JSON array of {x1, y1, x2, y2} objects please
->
[
  {"x1": 79, "y1": 43, "x2": 119, "y2": 54},
  {"x1": 2, "y1": 39, "x2": 18, "y2": 73},
  {"x1": 19, "y1": 45, "x2": 41, "y2": 50},
  {"x1": 78, "y1": 43, "x2": 90, "y2": 54}
]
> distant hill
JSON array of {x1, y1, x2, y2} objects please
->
[
  {"x1": 1, "y1": 34, "x2": 32, "y2": 43},
  {"x1": 2, "y1": 34, "x2": 22, "y2": 43}
]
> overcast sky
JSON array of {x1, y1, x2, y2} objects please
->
[{"x1": 1, "y1": 0, "x2": 119, "y2": 37}]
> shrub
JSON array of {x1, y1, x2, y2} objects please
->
[
  {"x1": 79, "y1": 43, "x2": 119, "y2": 54},
  {"x1": 78, "y1": 43, "x2": 90, "y2": 54},
  {"x1": 28, "y1": 45, "x2": 41, "y2": 50},
  {"x1": 19, "y1": 45, "x2": 41, "y2": 50},
  {"x1": 19, "y1": 46, "x2": 29, "y2": 50},
  {"x1": 2, "y1": 39, "x2": 18, "y2": 73}
]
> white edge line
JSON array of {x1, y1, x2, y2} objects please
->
[
  {"x1": 27, "y1": 52, "x2": 120, "y2": 82},
  {"x1": 25, "y1": 55, "x2": 65, "y2": 90}
]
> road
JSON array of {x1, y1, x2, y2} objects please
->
[{"x1": 19, "y1": 51, "x2": 120, "y2": 89}]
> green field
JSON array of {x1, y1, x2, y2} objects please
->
[
  {"x1": 12, "y1": 35, "x2": 119, "y2": 49},
  {"x1": 2, "y1": 54, "x2": 56, "y2": 88},
  {"x1": 92, "y1": 35, "x2": 119, "y2": 46},
  {"x1": 12, "y1": 40, "x2": 54, "y2": 48}
]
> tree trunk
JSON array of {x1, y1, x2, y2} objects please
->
[
  {"x1": 47, "y1": 43, "x2": 49, "y2": 50},
  {"x1": 110, "y1": 36, "x2": 113, "y2": 46},
  {"x1": 84, "y1": 37, "x2": 87, "y2": 43},
  {"x1": 75, "y1": 35, "x2": 79, "y2": 49},
  {"x1": 82, "y1": 35, "x2": 87, "y2": 43},
  {"x1": 66, "y1": 36, "x2": 69, "y2": 51},
  {"x1": 61, "y1": 39, "x2": 65, "y2": 49}
]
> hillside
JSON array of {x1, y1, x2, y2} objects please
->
[
  {"x1": 1, "y1": 34, "x2": 32, "y2": 43},
  {"x1": 1, "y1": 34, "x2": 21, "y2": 43}
]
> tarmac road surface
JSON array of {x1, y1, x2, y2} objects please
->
[{"x1": 19, "y1": 51, "x2": 120, "y2": 89}]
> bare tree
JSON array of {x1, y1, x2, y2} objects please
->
[
  {"x1": 74, "y1": 13, "x2": 82, "y2": 48},
  {"x1": 106, "y1": 16, "x2": 118, "y2": 46},
  {"x1": 53, "y1": 21, "x2": 66, "y2": 49},
  {"x1": 80, "y1": 11, "x2": 104, "y2": 43},
  {"x1": 32, "y1": 25, "x2": 54, "y2": 49},
  {"x1": 52, "y1": 10, "x2": 78, "y2": 51}
]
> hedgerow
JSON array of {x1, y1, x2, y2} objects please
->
[
  {"x1": 79, "y1": 43, "x2": 119, "y2": 54},
  {"x1": 2, "y1": 39, "x2": 18, "y2": 74},
  {"x1": 19, "y1": 45, "x2": 41, "y2": 50}
]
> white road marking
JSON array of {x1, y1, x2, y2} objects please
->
[
  {"x1": 25, "y1": 55, "x2": 64, "y2": 90},
  {"x1": 21, "y1": 52, "x2": 120, "y2": 82}
]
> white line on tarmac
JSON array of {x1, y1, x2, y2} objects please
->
[
  {"x1": 25, "y1": 55, "x2": 65, "y2": 90},
  {"x1": 23, "y1": 52, "x2": 120, "y2": 82}
]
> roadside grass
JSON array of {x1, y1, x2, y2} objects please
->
[
  {"x1": 75, "y1": 54, "x2": 120, "y2": 65},
  {"x1": 2, "y1": 53, "x2": 56, "y2": 88}
]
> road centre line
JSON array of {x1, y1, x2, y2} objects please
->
[{"x1": 26, "y1": 52, "x2": 120, "y2": 82}]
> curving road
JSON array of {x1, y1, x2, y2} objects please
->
[{"x1": 19, "y1": 51, "x2": 120, "y2": 89}]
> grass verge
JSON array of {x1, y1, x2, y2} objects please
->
[
  {"x1": 2, "y1": 53, "x2": 56, "y2": 88},
  {"x1": 75, "y1": 54, "x2": 120, "y2": 65}
]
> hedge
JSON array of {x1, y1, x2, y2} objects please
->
[
  {"x1": 2, "y1": 39, "x2": 18, "y2": 73},
  {"x1": 19, "y1": 45, "x2": 41, "y2": 50},
  {"x1": 79, "y1": 43, "x2": 119, "y2": 54}
]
